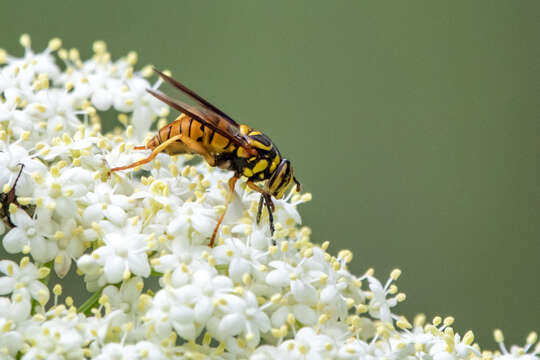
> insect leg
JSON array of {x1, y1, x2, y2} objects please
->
[
  {"x1": 264, "y1": 193, "x2": 275, "y2": 236},
  {"x1": 8, "y1": 164, "x2": 25, "y2": 204},
  {"x1": 256, "y1": 195, "x2": 264, "y2": 224},
  {"x1": 109, "y1": 134, "x2": 184, "y2": 173},
  {"x1": 210, "y1": 175, "x2": 238, "y2": 247},
  {"x1": 174, "y1": 133, "x2": 216, "y2": 166},
  {"x1": 246, "y1": 181, "x2": 275, "y2": 235},
  {"x1": 4, "y1": 164, "x2": 25, "y2": 227}
]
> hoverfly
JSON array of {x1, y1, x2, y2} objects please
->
[{"x1": 110, "y1": 70, "x2": 301, "y2": 247}]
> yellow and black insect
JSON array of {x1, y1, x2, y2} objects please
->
[{"x1": 110, "y1": 69, "x2": 300, "y2": 247}]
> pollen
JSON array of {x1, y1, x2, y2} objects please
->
[
  {"x1": 92, "y1": 40, "x2": 107, "y2": 54},
  {"x1": 463, "y1": 330, "x2": 475, "y2": 345},
  {"x1": 142, "y1": 65, "x2": 153, "y2": 77},
  {"x1": 34, "y1": 104, "x2": 47, "y2": 113},
  {"x1": 390, "y1": 268, "x2": 402, "y2": 280},
  {"x1": 19, "y1": 34, "x2": 31, "y2": 48},
  {"x1": 68, "y1": 48, "x2": 80, "y2": 62},
  {"x1": 127, "y1": 51, "x2": 138, "y2": 65},
  {"x1": 494, "y1": 329, "x2": 504, "y2": 343},
  {"x1": 48, "y1": 38, "x2": 62, "y2": 51},
  {"x1": 443, "y1": 316, "x2": 455, "y2": 327}
]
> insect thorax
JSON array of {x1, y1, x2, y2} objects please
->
[{"x1": 219, "y1": 132, "x2": 281, "y2": 182}]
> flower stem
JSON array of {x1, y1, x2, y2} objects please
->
[
  {"x1": 78, "y1": 287, "x2": 104, "y2": 315},
  {"x1": 151, "y1": 270, "x2": 163, "y2": 277}
]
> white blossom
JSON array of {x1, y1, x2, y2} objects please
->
[
  {"x1": 0, "y1": 35, "x2": 535, "y2": 360},
  {"x1": 3, "y1": 206, "x2": 57, "y2": 263},
  {"x1": 89, "y1": 227, "x2": 151, "y2": 284},
  {"x1": 0, "y1": 258, "x2": 49, "y2": 304}
]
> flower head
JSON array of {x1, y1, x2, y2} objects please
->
[{"x1": 0, "y1": 35, "x2": 534, "y2": 360}]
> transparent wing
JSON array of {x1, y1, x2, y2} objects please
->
[
  {"x1": 154, "y1": 68, "x2": 240, "y2": 127},
  {"x1": 147, "y1": 88, "x2": 256, "y2": 154}
]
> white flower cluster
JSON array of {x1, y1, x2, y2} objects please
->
[{"x1": 0, "y1": 35, "x2": 537, "y2": 359}]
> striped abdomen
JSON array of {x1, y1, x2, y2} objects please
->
[{"x1": 147, "y1": 114, "x2": 237, "y2": 157}]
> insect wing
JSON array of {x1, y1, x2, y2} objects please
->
[
  {"x1": 147, "y1": 89, "x2": 256, "y2": 154},
  {"x1": 154, "y1": 69, "x2": 240, "y2": 127}
]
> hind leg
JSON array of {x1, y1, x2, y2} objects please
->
[
  {"x1": 109, "y1": 134, "x2": 184, "y2": 174},
  {"x1": 109, "y1": 133, "x2": 217, "y2": 174}
]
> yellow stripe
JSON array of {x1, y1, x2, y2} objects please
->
[
  {"x1": 250, "y1": 140, "x2": 272, "y2": 151},
  {"x1": 243, "y1": 168, "x2": 253, "y2": 177},
  {"x1": 269, "y1": 155, "x2": 280, "y2": 172},
  {"x1": 253, "y1": 159, "x2": 268, "y2": 173}
]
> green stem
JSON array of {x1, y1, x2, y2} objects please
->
[
  {"x1": 78, "y1": 287, "x2": 104, "y2": 315},
  {"x1": 215, "y1": 264, "x2": 228, "y2": 273},
  {"x1": 151, "y1": 270, "x2": 164, "y2": 277}
]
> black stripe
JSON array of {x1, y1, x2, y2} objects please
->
[
  {"x1": 167, "y1": 124, "x2": 172, "y2": 140},
  {"x1": 157, "y1": 129, "x2": 163, "y2": 144},
  {"x1": 224, "y1": 138, "x2": 232, "y2": 149},
  {"x1": 269, "y1": 161, "x2": 289, "y2": 189},
  {"x1": 208, "y1": 129, "x2": 215, "y2": 144},
  {"x1": 251, "y1": 134, "x2": 271, "y2": 147},
  {"x1": 197, "y1": 123, "x2": 205, "y2": 142},
  {"x1": 188, "y1": 118, "x2": 193, "y2": 137}
]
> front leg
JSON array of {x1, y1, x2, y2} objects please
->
[{"x1": 247, "y1": 181, "x2": 275, "y2": 236}]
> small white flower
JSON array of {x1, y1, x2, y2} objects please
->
[
  {"x1": 167, "y1": 201, "x2": 217, "y2": 241},
  {"x1": 213, "y1": 237, "x2": 266, "y2": 283},
  {"x1": 178, "y1": 269, "x2": 233, "y2": 325},
  {"x1": 279, "y1": 327, "x2": 337, "y2": 360},
  {"x1": 0, "y1": 292, "x2": 31, "y2": 323},
  {"x1": 21, "y1": 317, "x2": 85, "y2": 360},
  {"x1": 81, "y1": 182, "x2": 133, "y2": 227},
  {"x1": 102, "y1": 276, "x2": 144, "y2": 313},
  {"x1": 0, "y1": 316, "x2": 23, "y2": 357},
  {"x1": 0, "y1": 258, "x2": 49, "y2": 304},
  {"x1": 145, "y1": 288, "x2": 199, "y2": 340},
  {"x1": 0, "y1": 143, "x2": 46, "y2": 197},
  {"x1": 366, "y1": 275, "x2": 398, "y2": 323},
  {"x1": 3, "y1": 206, "x2": 57, "y2": 263},
  {"x1": 211, "y1": 290, "x2": 270, "y2": 346},
  {"x1": 266, "y1": 260, "x2": 317, "y2": 305},
  {"x1": 92, "y1": 228, "x2": 150, "y2": 284},
  {"x1": 270, "y1": 300, "x2": 317, "y2": 328}
]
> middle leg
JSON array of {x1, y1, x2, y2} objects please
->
[{"x1": 210, "y1": 175, "x2": 238, "y2": 247}]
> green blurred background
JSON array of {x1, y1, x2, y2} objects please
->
[{"x1": 1, "y1": 0, "x2": 538, "y2": 348}]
